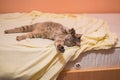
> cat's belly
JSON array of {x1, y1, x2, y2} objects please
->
[{"x1": 39, "y1": 32, "x2": 54, "y2": 40}]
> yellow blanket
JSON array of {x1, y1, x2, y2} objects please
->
[{"x1": 0, "y1": 11, "x2": 118, "y2": 80}]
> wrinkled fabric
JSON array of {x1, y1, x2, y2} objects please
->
[{"x1": 0, "y1": 11, "x2": 118, "y2": 80}]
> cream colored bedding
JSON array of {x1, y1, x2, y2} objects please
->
[{"x1": 0, "y1": 11, "x2": 118, "y2": 80}]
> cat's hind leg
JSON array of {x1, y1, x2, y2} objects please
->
[
  {"x1": 16, "y1": 32, "x2": 41, "y2": 41},
  {"x1": 16, "y1": 32, "x2": 33, "y2": 41}
]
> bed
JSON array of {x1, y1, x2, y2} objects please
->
[{"x1": 0, "y1": 11, "x2": 119, "y2": 80}]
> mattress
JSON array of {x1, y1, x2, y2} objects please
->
[{"x1": 0, "y1": 11, "x2": 119, "y2": 80}]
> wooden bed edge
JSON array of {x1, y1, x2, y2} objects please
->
[{"x1": 57, "y1": 67, "x2": 120, "y2": 80}]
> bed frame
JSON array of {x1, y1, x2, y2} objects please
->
[{"x1": 57, "y1": 67, "x2": 120, "y2": 80}]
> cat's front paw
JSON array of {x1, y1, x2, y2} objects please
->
[{"x1": 57, "y1": 45, "x2": 65, "y2": 53}]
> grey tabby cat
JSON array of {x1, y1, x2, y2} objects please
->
[{"x1": 4, "y1": 21, "x2": 82, "y2": 53}]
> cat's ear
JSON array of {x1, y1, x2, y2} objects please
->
[
  {"x1": 66, "y1": 28, "x2": 76, "y2": 35},
  {"x1": 75, "y1": 34, "x2": 82, "y2": 39},
  {"x1": 70, "y1": 28, "x2": 76, "y2": 35}
]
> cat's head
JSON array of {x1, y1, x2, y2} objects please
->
[{"x1": 64, "y1": 28, "x2": 82, "y2": 47}]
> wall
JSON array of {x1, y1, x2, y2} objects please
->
[{"x1": 0, "y1": 0, "x2": 120, "y2": 13}]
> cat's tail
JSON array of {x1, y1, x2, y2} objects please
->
[{"x1": 4, "y1": 24, "x2": 35, "y2": 34}]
